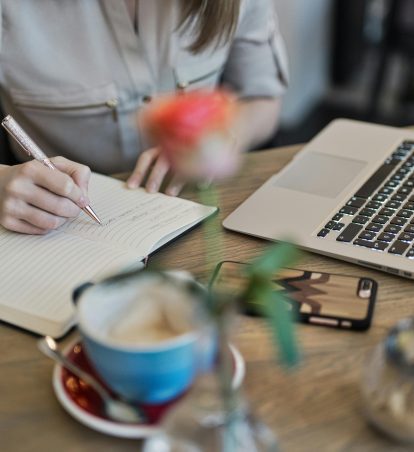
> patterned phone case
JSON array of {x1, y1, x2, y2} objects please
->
[{"x1": 210, "y1": 261, "x2": 378, "y2": 331}]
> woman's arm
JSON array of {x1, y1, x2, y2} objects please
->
[{"x1": 234, "y1": 97, "x2": 282, "y2": 151}]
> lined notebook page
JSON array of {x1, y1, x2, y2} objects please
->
[
  {"x1": 0, "y1": 229, "x2": 139, "y2": 327},
  {"x1": 0, "y1": 173, "x2": 215, "y2": 337},
  {"x1": 61, "y1": 173, "x2": 216, "y2": 256}
]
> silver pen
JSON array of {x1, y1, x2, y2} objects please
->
[{"x1": 1, "y1": 115, "x2": 101, "y2": 225}]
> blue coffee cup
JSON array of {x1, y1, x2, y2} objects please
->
[{"x1": 73, "y1": 271, "x2": 215, "y2": 404}]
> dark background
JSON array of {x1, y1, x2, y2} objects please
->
[{"x1": 272, "y1": 0, "x2": 414, "y2": 147}]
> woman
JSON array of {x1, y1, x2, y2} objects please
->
[{"x1": 0, "y1": 0, "x2": 288, "y2": 234}]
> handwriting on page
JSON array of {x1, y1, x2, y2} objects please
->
[
  {"x1": 0, "y1": 230, "x2": 140, "y2": 321},
  {"x1": 61, "y1": 173, "x2": 210, "y2": 256}
]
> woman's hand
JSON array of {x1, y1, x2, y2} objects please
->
[
  {"x1": 126, "y1": 147, "x2": 186, "y2": 196},
  {"x1": 0, "y1": 156, "x2": 91, "y2": 234}
]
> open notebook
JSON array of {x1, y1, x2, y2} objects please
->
[{"x1": 0, "y1": 173, "x2": 216, "y2": 338}]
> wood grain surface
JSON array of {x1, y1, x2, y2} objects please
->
[{"x1": 2, "y1": 145, "x2": 414, "y2": 452}]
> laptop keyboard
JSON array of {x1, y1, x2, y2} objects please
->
[{"x1": 317, "y1": 141, "x2": 414, "y2": 259}]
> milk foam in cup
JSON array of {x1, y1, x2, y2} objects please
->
[{"x1": 74, "y1": 271, "x2": 215, "y2": 404}]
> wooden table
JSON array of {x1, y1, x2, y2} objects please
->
[{"x1": 2, "y1": 145, "x2": 414, "y2": 452}]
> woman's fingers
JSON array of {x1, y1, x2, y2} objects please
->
[
  {"x1": 0, "y1": 158, "x2": 88, "y2": 234},
  {"x1": 127, "y1": 147, "x2": 161, "y2": 189},
  {"x1": 0, "y1": 216, "x2": 47, "y2": 235},
  {"x1": 6, "y1": 162, "x2": 84, "y2": 216},
  {"x1": 127, "y1": 147, "x2": 175, "y2": 194},
  {"x1": 165, "y1": 174, "x2": 186, "y2": 196},
  {"x1": 127, "y1": 147, "x2": 186, "y2": 195},
  {"x1": 51, "y1": 156, "x2": 91, "y2": 201},
  {"x1": 145, "y1": 154, "x2": 170, "y2": 193},
  {"x1": 18, "y1": 182, "x2": 81, "y2": 218},
  {"x1": 17, "y1": 160, "x2": 87, "y2": 209},
  {"x1": 1, "y1": 197, "x2": 66, "y2": 232}
]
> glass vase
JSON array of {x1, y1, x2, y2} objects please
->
[
  {"x1": 361, "y1": 317, "x2": 414, "y2": 443},
  {"x1": 143, "y1": 371, "x2": 278, "y2": 452}
]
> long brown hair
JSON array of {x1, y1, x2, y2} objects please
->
[{"x1": 180, "y1": 0, "x2": 241, "y2": 53}]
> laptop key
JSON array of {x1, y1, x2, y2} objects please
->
[
  {"x1": 372, "y1": 241, "x2": 390, "y2": 251},
  {"x1": 379, "y1": 186, "x2": 395, "y2": 195},
  {"x1": 398, "y1": 232, "x2": 414, "y2": 242},
  {"x1": 354, "y1": 239, "x2": 388, "y2": 251},
  {"x1": 325, "y1": 221, "x2": 336, "y2": 229},
  {"x1": 391, "y1": 193, "x2": 408, "y2": 202},
  {"x1": 391, "y1": 217, "x2": 408, "y2": 226},
  {"x1": 367, "y1": 201, "x2": 382, "y2": 209},
  {"x1": 398, "y1": 187, "x2": 413, "y2": 195},
  {"x1": 339, "y1": 206, "x2": 358, "y2": 215},
  {"x1": 317, "y1": 228, "x2": 330, "y2": 238},
  {"x1": 391, "y1": 173, "x2": 405, "y2": 181},
  {"x1": 354, "y1": 161, "x2": 398, "y2": 198},
  {"x1": 378, "y1": 232, "x2": 395, "y2": 242},
  {"x1": 337, "y1": 224, "x2": 363, "y2": 242},
  {"x1": 385, "y1": 224, "x2": 402, "y2": 234},
  {"x1": 352, "y1": 215, "x2": 370, "y2": 225},
  {"x1": 397, "y1": 167, "x2": 411, "y2": 175},
  {"x1": 404, "y1": 225, "x2": 414, "y2": 233},
  {"x1": 386, "y1": 200, "x2": 402, "y2": 209},
  {"x1": 372, "y1": 194, "x2": 389, "y2": 202},
  {"x1": 332, "y1": 222, "x2": 345, "y2": 231},
  {"x1": 354, "y1": 239, "x2": 375, "y2": 248},
  {"x1": 379, "y1": 208, "x2": 395, "y2": 216},
  {"x1": 401, "y1": 141, "x2": 414, "y2": 150},
  {"x1": 406, "y1": 249, "x2": 414, "y2": 259},
  {"x1": 397, "y1": 209, "x2": 413, "y2": 219},
  {"x1": 386, "y1": 180, "x2": 400, "y2": 188},
  {"x1": 389, "y1": 240, "x2": 410, "y2": 255},
  {"x1": 359, "y1": 231, "x2": 377, "y2": 240},
  {"x1": 359, "y1": 208, "x2": 376, "y2": 217},
  {"x1": 403, "y1": 202, "x2": 414, "y2": 211},
  {"x1": 372, "y1": 215, "x2": 389, "y2": 224},
  {"x1": 366, "y1": 223, "x2": 383, "y2": 233},
  {"x1": 346, "y1": 197, "x2": 366, "y2": 208},
  {"x1": 393, "y1": 150, "x2": 409, "y2": 158},
  {"x1": 332, "y1": 213, "x2": 343, "y2": 221}
]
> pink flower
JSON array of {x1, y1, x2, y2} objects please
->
[{"x1": 142, "y1": 90, "x2": 240, "y2": 180}]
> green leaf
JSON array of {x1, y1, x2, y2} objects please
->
[
  {"x1": 243, "y1": 241, "x2": 300, "y2": 368},
  {"x1": 266, "y1": 291, "x2": 300, "y2": 367},
  {"x1": 247, "y1": 241, "x2": 298, "y2": 278}
]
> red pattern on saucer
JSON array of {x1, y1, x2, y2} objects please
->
[
  {"x1": 61, "y1": 342, "x2": 182, "y2": 424},
  {"x1": 52, "y1": 339, "x2": 245, "y2": 438}
]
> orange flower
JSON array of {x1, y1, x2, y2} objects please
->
[{"x1": 142, "y1": 90, "x2": 240, "y2": 180}]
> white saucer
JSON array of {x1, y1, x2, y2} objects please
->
[{"x1": 52, "y1": 339, "x2": 245, "y2": 438}]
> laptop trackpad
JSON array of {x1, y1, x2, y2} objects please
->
[{"x1": 273, "y1": 152, "x2": 367, "y2": 199}]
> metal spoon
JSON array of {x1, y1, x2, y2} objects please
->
[{"x1": 38, "y1": 336, "x2": 146, "y2": 424}]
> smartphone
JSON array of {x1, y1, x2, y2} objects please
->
[{"x1": 210, "y1": 261, "x2": 378, "y2": 331}]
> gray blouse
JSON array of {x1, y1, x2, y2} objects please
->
[{"x1": 0, "y1": 0, "x2": 288, "y2": 173}]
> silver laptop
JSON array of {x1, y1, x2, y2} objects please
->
[{"x1": 223, "y1": 119, "x2": 414, "y2": 279}]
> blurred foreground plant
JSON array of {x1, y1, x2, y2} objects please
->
[{"x1": 142, "y1": 90, "x2": 300, "y2": 451}]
